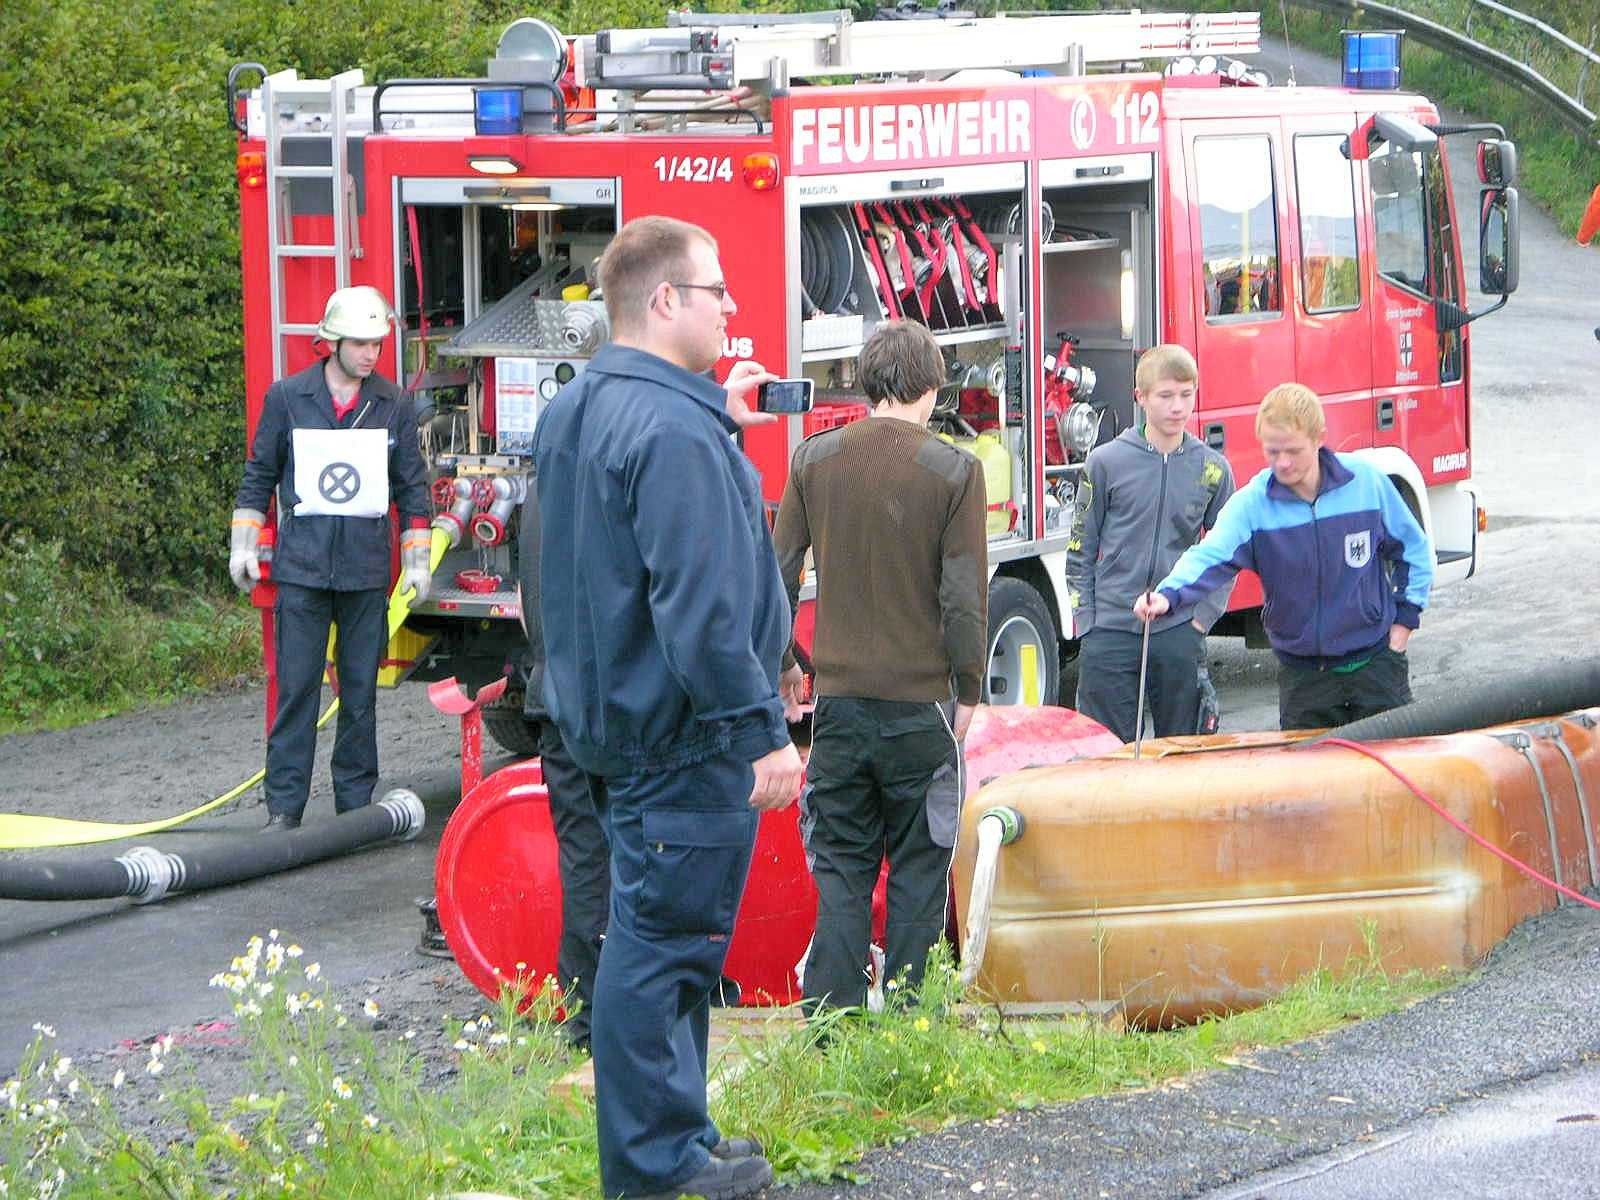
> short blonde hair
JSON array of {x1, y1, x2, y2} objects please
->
[
  {"x1": 597, "y1": 216, "x2": 716, "y2": 337},
  {"x1": 1134, "y1": 344, "x2": 1198, "y2": 393},
  {"x1": 1255, "y1": 382, "x2": 1326, "y2": 439}
]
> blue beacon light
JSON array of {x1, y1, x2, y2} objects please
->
[
  {"x1": 1342, "y1": 30, "x2": 1405, "y2": 90},
  {"x1": 474, "y1": 87, "x2": 524, "y2": 136}
]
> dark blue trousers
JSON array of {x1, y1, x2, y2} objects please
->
[
  {"x1": 590, "y1": 753, "x2": 757, "y2": 1198},
  {"x1": 265, "y1": 583, "x2": 386, "y2": 820}
]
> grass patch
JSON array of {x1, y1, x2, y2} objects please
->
[
  {"x1": 0, "y1": 535, "x2": 259, "y2": 735},
  {"x1": 1, "y1": 927, "x2": 1449, "y2": 1198}
]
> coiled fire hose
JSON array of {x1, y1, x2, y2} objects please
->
[
  {"x1": 958, "y1": 805, "x2": 1025, "y2": 988},
  {"x1": 0, "y1": 790, "x2": 425, "y2": 904},
  {"x1": 0, "y1": 529, "x2": 450, "y2": 851}
]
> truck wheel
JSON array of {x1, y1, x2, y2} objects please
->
[
  {"x1": 482, "y1": 693, "x2": 542, "y2": 758},
  {"x1": 985, "y1": 576, "x2": 1060, "y2": 706}
]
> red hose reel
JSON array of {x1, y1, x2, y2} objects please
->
[{"x1": 433, "y1": 705, "x2": 1121, "y2": 1009}]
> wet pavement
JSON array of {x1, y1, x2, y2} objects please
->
[{"x1": 1200, "y1": 1059, "x2": 1600, "y2": 1199}]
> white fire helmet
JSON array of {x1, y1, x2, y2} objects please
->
[{"x1": 315, "y1": 286, "x2": 395, "y2": 342}]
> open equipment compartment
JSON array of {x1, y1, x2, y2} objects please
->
[
  {"x1": 1039, "y1": 152, "x2": 1158, "y2": 490},
  {"x1": 792, "y1": 162, "x2": 1036, "y2": 543},
  {"x1": 394, "y1": 178, "x2": 620, "y2": 683}
]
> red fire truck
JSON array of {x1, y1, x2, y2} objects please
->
[{"x1": 228, "y1": 9, "x2": 1519, "y2": 751}]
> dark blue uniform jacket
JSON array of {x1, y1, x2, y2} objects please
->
[
  {"x1": 532, "y1": 344, "x2": 791, "y2": 778},
  {"x1": 235, "y1": 361, "x2": 429, "y2": 592}
]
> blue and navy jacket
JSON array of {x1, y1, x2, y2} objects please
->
[
  {"x1": 1155, "y1": 449, "x2": 1433, "y2": 669},
  {"x1": 531, "y1": 344, "x2": 791, "y2": 778}
]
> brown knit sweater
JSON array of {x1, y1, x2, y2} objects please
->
[{"x1": 773, "y1": 416, "x2": 989, "y2": 705}]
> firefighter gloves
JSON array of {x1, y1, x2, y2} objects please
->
[
  {"x1": 229, "y1": 508, "x2": 266, "y2": 592},
  {"x1": 400, "y1": 527, "x2": 433, "y2": 604}
]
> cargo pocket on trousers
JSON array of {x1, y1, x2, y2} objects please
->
[
  {"x1": 924, "y1": 754, "x2": 963, "y2": 849},
  {"x1": 637, "y1": 808, "x2": 755, "y2": 939},
  {"x1": 797, "y1": 784, "x2": 818, "y2": 870}
]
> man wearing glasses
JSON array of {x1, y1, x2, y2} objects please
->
[{"x1": 532, "y1": 215, "x2": 802, "y2": 1200}]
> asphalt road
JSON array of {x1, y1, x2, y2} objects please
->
[
  {"x1": 1199, "y1": 1058, "x2": 1600, "y2": 1200},
  {"x1": 2, "y1": 30, "x2": 1598, "y2": 1199}
]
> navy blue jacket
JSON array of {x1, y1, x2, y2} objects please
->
[
  {"x1": 236, "y1": 361, "x2": 429, "y2": 592},
  {"x1": 532, "y1": 344, "x2": 791, "y2": 777},
  {"x1": 1157, "y1": 448, "x2": 1433, "y2": 669}
]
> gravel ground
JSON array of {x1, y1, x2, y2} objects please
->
[{"x1": 54, "y1": 956, "x2": 488, "y2": 1153}]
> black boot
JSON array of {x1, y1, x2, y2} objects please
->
[
  {"x1": 627, "y1": 1152, "x2": 772, "y2": 1200},
  {"x1": 261, "y1": 812, "x2": 301, "y2": 832}
]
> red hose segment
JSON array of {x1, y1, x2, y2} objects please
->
[{"x1": 1324, "y1": 737, "x2": 1600, "y2": 913}]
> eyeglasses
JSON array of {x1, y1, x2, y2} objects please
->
[{"x1": 669, "y1": 280, "x2": 729, "y2": 302}]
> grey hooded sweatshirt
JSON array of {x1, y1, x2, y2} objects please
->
[{"x1": 1066, "y1": 429, "x2": 1236, "y2": 636}]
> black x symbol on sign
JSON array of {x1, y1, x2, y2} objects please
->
[{"x1": 318, "y1": 462, "x2": 361, "y2": 504}]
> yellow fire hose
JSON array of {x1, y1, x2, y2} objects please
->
[{"x1": 0, "y1": 529, "x2": 452, "y2": 851}]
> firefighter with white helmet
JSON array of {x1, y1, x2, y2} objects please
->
[
  {"x1": 230, "y1": 286, "x2": 431, "y2": 831},
  {"x1": 317, "y1": 284, "x2": 393, "y2": 342}
]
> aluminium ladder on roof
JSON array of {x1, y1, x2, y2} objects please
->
[
  {"x1": 259, "y1": 68, "x2": 364, "y2": 379},
  {"x1": 578, "y1": 8, "x2": 1261, "y2": 91}
]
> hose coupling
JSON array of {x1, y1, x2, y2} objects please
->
[
  {"x1": 117, "y1": 846, "x2": 182, "y2": 905},
  {"x1": 379, "y1": 788, "x2": 427, "y2": 842},
  {"x1": 471, "y1": 475, "x2": 527, "y2": 547},
  {"x1": 432, "y1": 477, "x2": 477, "y2": 548},
  {"x1": 980, "y1": 805, "x2": 1025, "y2": 846}
]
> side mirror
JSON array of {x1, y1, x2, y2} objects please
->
[
  {"x1": 1342, "y1": 111, "x2": 1437, "y2": 161},
  {"x1": 1476, "y1": 138, "x2": 1518, "y2": 188},
  {"x1": 1373, "y1": 112, "x2": 1437, "y2": 153},
  {"x1": 1479, "y1": 187, "x2": 1519, "y2": 296}
]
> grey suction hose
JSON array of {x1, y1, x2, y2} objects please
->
[
  {"x1": 1318, "y1": 659, "x2": 1600, "y2": 743},
  {"x1": 959, "y1": 805, "x2": 1024, "y2": 989},
  {"x1": 0, "y1": 790, "x2": 425, "y2": 904}
]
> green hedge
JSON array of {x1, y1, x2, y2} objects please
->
[{"x1": 0, "y1": 0, "x2": 787, "y2": 595}]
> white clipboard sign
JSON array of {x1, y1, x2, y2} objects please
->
[{"x1": 291, "y1": 428, "x2": 390, "y2": 518}]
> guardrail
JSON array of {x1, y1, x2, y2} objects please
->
[
  {"x1": 1286, "y1": 0, "x2": 1598, "y2": 141},
  {"x1": 1465, "y1": 0, "x2": 1597, "y2": 115}
]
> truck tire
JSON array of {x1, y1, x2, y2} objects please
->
[
  {"x1": 985, "y1": 576, "x2": 1060, "y2": 706},
  {"x1": 482, "y1": 693, "x2": 542, "y2": 759}
]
